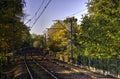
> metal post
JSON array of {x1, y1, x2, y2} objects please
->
[{"x1": 70, "y1": 18, "x2": 73, "y2": 63}]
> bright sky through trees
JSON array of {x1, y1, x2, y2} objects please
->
[{"x1": 24, "y1": 0, "x2": 88, "y2": 35}]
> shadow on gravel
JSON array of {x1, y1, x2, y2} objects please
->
[{"x1": 1, "y1": 60, "x2": 30, "y2": 79}]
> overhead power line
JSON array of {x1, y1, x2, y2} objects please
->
[
  {"x1": 58, "y1": 8, "x2": 87, "y2": 20},
  {"x1": 24, "y1": 0, "x2": 45, "y2": 25},
  {"x1": 31, "y1": 0, "x2": 52, "y2": 28},
  {"x1": 70, "y1": 9, "x2": 87, "y2": 16}
]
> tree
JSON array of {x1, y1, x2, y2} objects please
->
[
  {"x1": 0, "y1": 0, "x2": 29, "y2": 55},
  {"x1": 47, "y1": 17, "x2": 83, "y2": 62},
  {"x1": 31, "y1": 34, "x2": 44, "y2": 48},
  {"x1": 47, "y1": 21, "x2": 69, "y2": 52},
  {"x1": 33, "y1": 41, "x2": 40, "y2": 48},
  {"x1": 81, "y1": 0, "x2": 120, "y2": 58},
  {"x1": 0, "y1": 0, "x2": 25, "y2": 24}
]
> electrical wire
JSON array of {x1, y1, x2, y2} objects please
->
[
  {"x1": 52, "y1": 9, "x2": 87, "y2": 32},
  {"x1": 31, "y1": 0, "x2": 52, "y2": 28},
  {"x1": 58, "y1": 8, "x2": 87, "y2": 20},
  {"x1": 24, "y1": 0, "x2": 45, "y2": 25}
]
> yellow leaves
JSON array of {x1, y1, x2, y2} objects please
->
[
  {"x1": 106, "y1": 30, "x2": 111, "y2": 37},
  {"x1": 53, "y1": 30, "x2": 66, "y2": 41},
  {"x1": 1, "y1": 40, "x2": 10, "y2": 50},
  {"x1": 33, "y1": 41, "x2": 40, "y2": 48},
  {"x1": 49, "y1": 29, "x2": 69, "y2": 50}
]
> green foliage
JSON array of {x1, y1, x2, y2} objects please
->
[
  {"x1": 31, "y1": 34, "x2": 44, "y2": 48},
  {"x1": 47, "y1": 2, "x2": 120, "y2": 76},
  {"x1": 0, "y1": 0, "x2": 30, "y2": 55},
  {"x1": 33, "y1": 41, "x2": 40, "y2": 48},
  {"x1": 81, "y1": 0, "x2": 120, "y2": 58},
  {"x1": 48, "y1": 21, "x2": 67, "y2": 52},
  {"x1": 46, "y1": 1, "x2": 120, "y2": 65},
  {"x1": 77, "y1": 55, "x2": 120, "y2": 75},
  {"x1": 47, "y1": 17, "x2": 83, "y2": 62},
  {"x1": 0, "y1": 0, "x2": 25, "y2": 24},
  {"x1": 0, "y1": 1, "x2": 31, "y2": 72}
]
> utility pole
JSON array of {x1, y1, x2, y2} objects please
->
[
  {"x1": 69, "y1": 18, "x2": 73, "y2": 63},
  {"x1": 12, "y1": 19, "x2": 15, "y2": 60},
  {"x1": 44, "y1": 33, "x2": 46, "y2": 49},
  {"x1": 12, "y1": 0, "x2": 15, "y2": 61},
  {"x1": 52, "y1": 19, "x2": 73, "y2": 63}
]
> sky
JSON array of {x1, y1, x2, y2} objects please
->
[{"x1": 24, "y1": 0, "x2": 88, "y2": 35}]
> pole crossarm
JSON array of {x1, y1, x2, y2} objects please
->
[{"x1": 46, "y1": 28, "x2": 65, "y2": 30}]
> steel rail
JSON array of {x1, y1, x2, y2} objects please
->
[
  {"x1": 24, "y1": 58, "x2": 34, "y2": 79},
  {"x1": 33, "y1": 59, "x2": 58, "y2": 79},
  {"x1": 24, "y1": 56, "x2": 58, "y2": 79}
]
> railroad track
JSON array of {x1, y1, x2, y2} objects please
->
[
  {"x1": 50, "y1": 58, "x2": 118, "y2": 79},
  {"x1": 32, "y1": 55, "x2": 93, "y2": 79},
  {"x1": 32, "y1": 55, "x2": 118, "y2": 79},
  {"x1": 24, "y1": 56, "x2": 58, "y2": 79}
]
